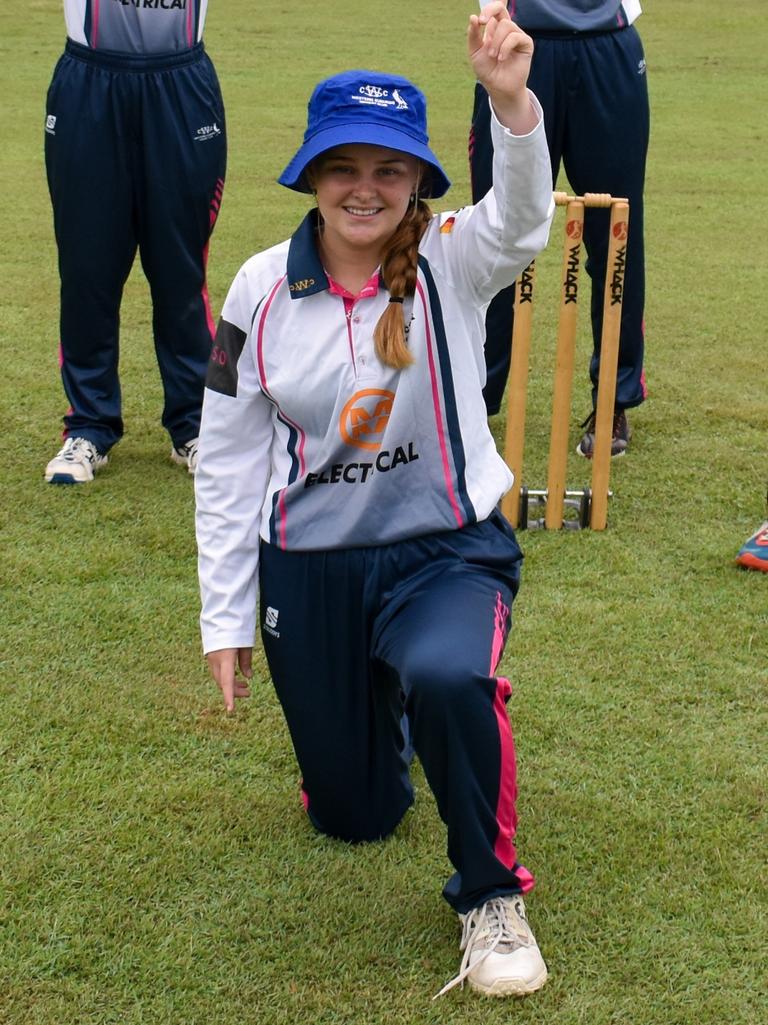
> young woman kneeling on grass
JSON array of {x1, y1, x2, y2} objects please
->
[{"x1": 195, "y1": 2, "x2": 553, "y2": 998}]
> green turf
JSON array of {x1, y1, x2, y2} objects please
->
[{"x1": 0, "y1": 2, "x2": 766, "y2": 1023}]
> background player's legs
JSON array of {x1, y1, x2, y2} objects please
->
[
  {"x1": 562, "y1": 27, "x2": 650, "y2": 412},
  {"x1": 45, "y1": 50, "x2": 138, "y2": 453},
  {"x1": 137, "y1": 51, "x2": 226, "y2": 451},
  {"x1": 259, "y1": 542, "x2": 414, "y2": 844},
  {"x1": 372, "y1": 515, "x2": 531, "y2": 913},
  {"x1": 470, "y1": 83, "x2": 513, "y2": 415},
  {"x1": 470, "y1": 58, "x2": 564, "y2": 415}
]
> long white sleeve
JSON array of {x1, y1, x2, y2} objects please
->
[
  {"x1": 195, "y1": 272, "x2": 274, "y2": 654},
  {"x1": 420, "y1": 92, "x2": 554, "y2": 306}
]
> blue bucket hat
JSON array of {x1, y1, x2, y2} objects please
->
[{"x1": 278, "y1": 70, "x2": 451, "y2": 199}]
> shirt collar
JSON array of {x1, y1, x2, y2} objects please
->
[
  {"x1": 286, "y1": 210, "x2": 327, "y2": 299},
  {"x1": 286, "y1": 209, "x2": 385, "y2": 300}
]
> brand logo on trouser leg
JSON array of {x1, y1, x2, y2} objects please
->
[{"x1": 264, "y1": 606, "x2": 280, "y2": 637}]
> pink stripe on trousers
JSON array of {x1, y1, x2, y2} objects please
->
[{"x1": 489, "y1": 593, "x2": 520, "y2": 871}]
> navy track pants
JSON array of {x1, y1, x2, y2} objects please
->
[
  {"x1": 259, "y1": 512, "x2": 535, "y2": 914},
  {"x1": 470, "y1": 26, "x2": 649, "y2": 415},
  {"x1": 45, "y1": 40, "x2": 226, "y2": 452}
]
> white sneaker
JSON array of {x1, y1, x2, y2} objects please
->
[
  {"x1": 434, "y1": 895, "x2": 548, "y2": 999},
  {"x1": 171, "y1": 437, "x2": 199, "y2": 474},
  {"x1": 45, "y1": 437, "x2": 108, "y2": 484}
]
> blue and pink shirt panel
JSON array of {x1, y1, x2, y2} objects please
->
[
  {"x1": 493, "y1": 0, "x2": 641, "y2": 31},
  {"x1": 62, "y1": 0, "x2": 209, "y2": 52}
]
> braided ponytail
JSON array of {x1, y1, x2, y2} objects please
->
[{"x1": 374, "y1": 198, "x2": 432, "y2": 370}]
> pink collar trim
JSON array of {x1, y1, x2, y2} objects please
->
[{"x1": 326, "y1": 269, "x2": 380, "y2": 301}]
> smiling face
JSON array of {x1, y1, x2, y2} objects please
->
[{"x1": 310, "y1": 144, "x2": 421, "y2": 266}]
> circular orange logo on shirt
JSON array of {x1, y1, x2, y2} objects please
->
[{"x1": 339, "y1": 389, "x2": 395, "y2": 450}]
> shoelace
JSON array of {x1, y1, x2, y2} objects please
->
[
  {"x1": 61, "y1": 438, "x2": 98, "y2": 464},
  {"x1": 432, "y1": 897, "x2": 529, "y2": 999},
  {"x1": 175, "y1": 440, "x2": 199, "y2": 470},
  {"x1": 177, "y1": 440, "x2": 199, "y2": 456},
  {"x1": 580, "y1": 410, "x2": 625, "y2": 438}
]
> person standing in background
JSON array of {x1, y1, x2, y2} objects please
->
[
  {"x1": 469, "y1": 0, "x2": 649, "y2": 457},
  {"x1": 44, "y1": 0, "x2": 226, "y2": 484}
]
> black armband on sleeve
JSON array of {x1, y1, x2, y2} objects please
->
[{"x1": 206, "y1": 318, "x2": 247, "y2": 397}]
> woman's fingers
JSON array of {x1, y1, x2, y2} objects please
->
[
  {"x1": 468, "y1": 2, "x2": 509, "y2": 56},
  {"x1": 496, "y1": 23, "x2": 534, "y2": 61},
  {"x1": 206, "y1": 647, "x2": 253, "y2": 712}
]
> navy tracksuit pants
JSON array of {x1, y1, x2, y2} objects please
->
[
  {"x1": 470, "y1": 26, "x2": 650, "y2": 415},
  {"x1": 259, "y1": 512, "x2": 535, "y2": 914},
  {"x1": 45, "y1": 41, "x2": 226, "y2": 453}
]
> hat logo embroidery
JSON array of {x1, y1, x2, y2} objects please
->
[
  {"x1": 353, "y1": 86, "x2": 409, "y2": 111},
  {"x1": 360, "y1": 84, "x2": 388, "y2": 99}
]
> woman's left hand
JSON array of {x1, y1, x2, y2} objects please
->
[{"x1": 468, "y1": 2, "x2": 537, "y2": 133}]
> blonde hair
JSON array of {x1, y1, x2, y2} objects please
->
[{"x1": 374, "y1": 197, "x2": 432, "y2": 370}]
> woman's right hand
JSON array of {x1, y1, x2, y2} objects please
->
[
  {"x1": 468, "y1": 2, "x2": 537, "y2": 134},
  {"x1": 206, "y1": 647, "x2": 253, "y2": 712}
]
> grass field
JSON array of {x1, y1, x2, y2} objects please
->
[{"x1": 0, "y1": 2, "x2": 766, "y2": 1023}]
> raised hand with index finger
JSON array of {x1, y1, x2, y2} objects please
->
[{"x1": 468, "y1": 2, "x2": 537, "y2": 134}]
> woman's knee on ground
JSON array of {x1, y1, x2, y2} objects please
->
[{"x1": 304, "y1": 793, "x2": 412, "y2": 845}]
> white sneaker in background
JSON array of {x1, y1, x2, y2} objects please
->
[
  {"x1": 171, "y1": 437, "x2": 199, "y2": 474},
  {"x1": 45, "y1": 437, "x2": 108, "y2": 484}
]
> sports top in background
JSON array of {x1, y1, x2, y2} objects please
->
[
  {"x1": 479, "y1": 1, "x2": 641, "y2": 31},
  {"x1": 61, "y1": 0, "x2": 210, "y2": 53}
]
